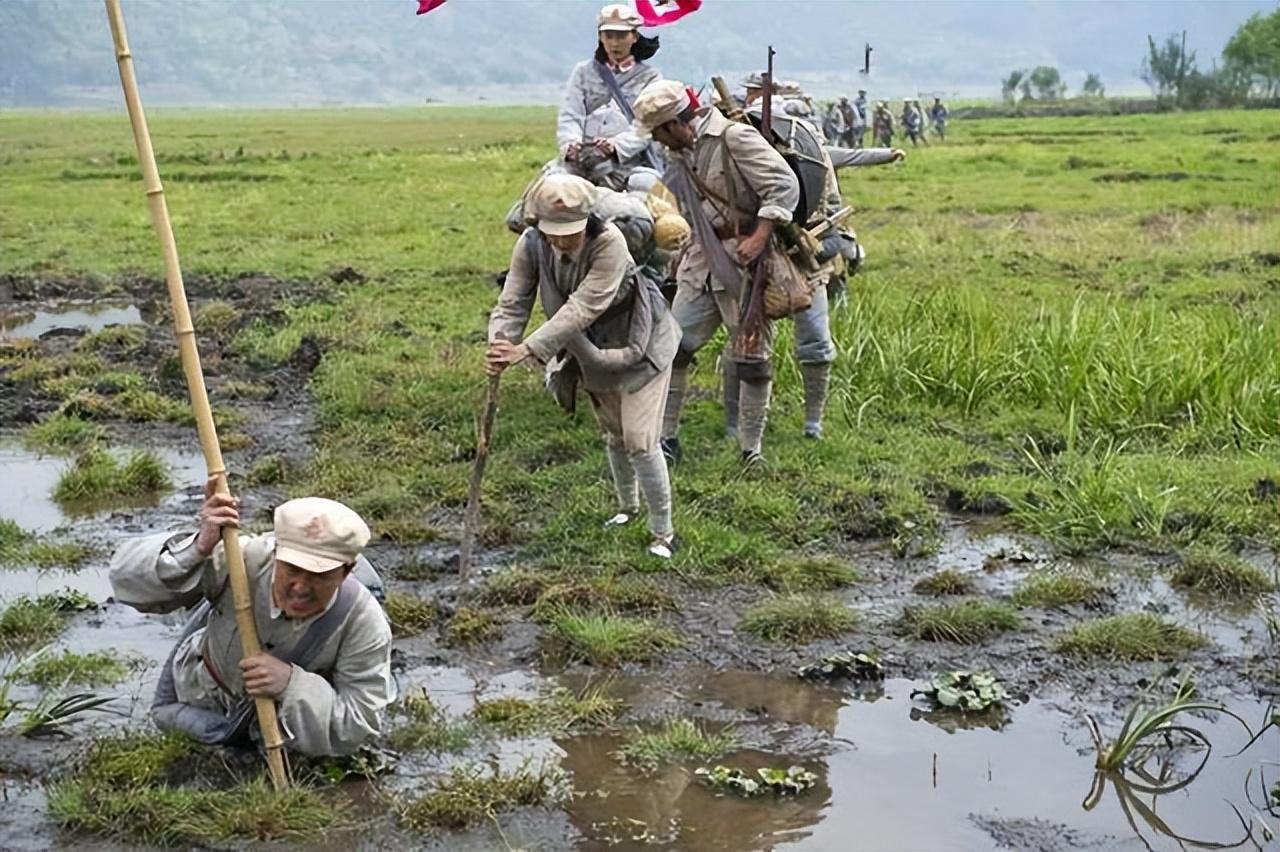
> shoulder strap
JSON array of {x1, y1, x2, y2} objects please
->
[
  {"x1": 593, "y1": 60, "x2": 661, "y2": 171},
  {"x1": 594, "y1": 60, "x2": 637, "y2": 122},
  {"x1": 278, "y1": 575, "x2": 364, "y2": 670}
]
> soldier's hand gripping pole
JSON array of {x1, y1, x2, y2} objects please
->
[{"x1": 103, "y1": 0, "x2": 289, "y2": 791}]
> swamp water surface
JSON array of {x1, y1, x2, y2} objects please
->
[{"x1": 0, "y1": 302, "x2": 145, "y2": 340}]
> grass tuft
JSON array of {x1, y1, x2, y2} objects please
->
[
  {"x1": 245, "y1": 454, "x2": 289, "y2": 486},
  {"x1": 17, "y1": 649, "x2": 132, "y2": 687},
  {"x1": 399, "y1": 764, "x2": 565, "y2": 832},
  {"x1": 1012, "y1": 571, "x2": 1105, "y2": 608},
  {"x1": 384, "y1": 592, "x2": 436, "y2": 637},
  {"x1": 471, "y1": 685, "x2": 621, "y2": 735},
  {"x1": 913, "y1": 569, "x2": 976, "y2": 596},
  {"x1": 615, "y1": 718, "x2": 739, "y2": 772},
  {"x1": 53, "y1": 448, "x2": 170, "y2": 505},
  {"x1": 740, "y1": 594, "x2": 856, "y2": 643},
  {"x1": 531, "y1": 575, "x2": 676, "y2": 622},
  {"x1": 1056, "y1": 613, "x2": 1206, "y2": 660},
  {"x1": 387, "y1": 690, "x2": 478, "y2": 753},
  {"x1": 23, "y1": 415, "x2": 104, "y2": 454},
  {"x1": 444, "y1": 607, "x2": 502, "y2": 646},
  {"x1": 1171, "y1": 546, "x2": 1275, "y2": 597},
  {"x1": 900, "y1": 600, "x2": 1021, "y2": 644},
  {"x1": 545, "y1": 611, "x2": 681, "y2": 666},
  {"x1": 48, "y1": 733, "x2": 343, "y2": 845},
  {"x1": 751, "y1": 555, "x2": 860, "y2": 592},
  {"x1": 0, "y1": 590, "x2": 93, "y2": 648}
]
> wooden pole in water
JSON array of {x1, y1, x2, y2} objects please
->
[
  {"x1": 459, "y1": 374, "x2": 501, "y2": 582},
  {"x1": 103, "y1": 0, "x2": 289, "y2": 791}
]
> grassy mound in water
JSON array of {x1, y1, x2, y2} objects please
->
[
  {"x1": 740, "y1": 594, "x2": 857, "y2": 643},
  {"x1": 0, "y1": 519, "x2": 91, "y2": 569},
  {"x1": 48, "y1": 732, "x2": 344, "y2": 846},
  {"x1": 1171, "y1": 545, "x2": 1275, "y2": 596},
  {"x1": 399, "y1": 763, "x2": 566, "y2": 833},
  {"x1": 1056, "y1": 613, "x2": 1206, "y2": 660},
  {"x1": 52, "y1": 448, "x2": 170, "y2": 506},
  {"x1": 900, "y1": 600, "x2": 1021, "y2": 644}
]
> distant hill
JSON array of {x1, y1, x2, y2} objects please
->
[{"x1": 1, "y1": 0, "x2": 1272, "y2": 107}]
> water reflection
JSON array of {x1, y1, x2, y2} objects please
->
[{"x1": 0, "y1": 303, "x2": 143, "y2": 339}]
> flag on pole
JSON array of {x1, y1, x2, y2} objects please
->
[
  {"x1": 416, "y1": 0, "x2": 446, "y2": 15},
  {"x1": 635, "y1": 0, "x2": 702, "y2": 26}
]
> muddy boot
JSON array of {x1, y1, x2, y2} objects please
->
[
  {"x1": 661, "y1": 365, "x2": 690, "y2": 463},
  {"x1": 722, "y1": 357, "x2": 741, "y2": 440},
  {"x1": 800, "y1": 361, "x2": 832, "y2": 440},
  {"x1": 605, "y1": 442, "x2": 639, "y2": 527},
  {"x1": 737, "y1": 377, "x2": 772, "y2": 462}
]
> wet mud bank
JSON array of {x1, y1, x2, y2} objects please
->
[{"x1": 2, "y1": 274, "x2": 1278, "y2": 851}]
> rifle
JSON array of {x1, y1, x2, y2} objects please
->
[
  {"x1": 807, "y1": 206, "x2": 854, "y2": 241},
  {"x1": 761, "y1": 45, "x2": 776, "y2": 142}
]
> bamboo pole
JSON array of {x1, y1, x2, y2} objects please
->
[
  {"x1": 459, "y1": 374, "x2": 501, "y2": 581},
  {"x1": 103, "y1": 0, "x2": 289, "y2": 791}
]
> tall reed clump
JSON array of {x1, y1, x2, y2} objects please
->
[{"x1": 832, "y1": 289, "x2": 1280, "y2": 447}]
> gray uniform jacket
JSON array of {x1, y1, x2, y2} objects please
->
[
  {"x1": 557, "y1": 59, "x2": 662, "y2": 166},
  {"x1": 110, "y1": 531, "x2": 393, "y2": 756},
  {"x1": 664, "y1": 107, "x2": 799, "y2": 300},
  {"x1": 489, "y1": 223, "x2": 679, "y2": 394},
  {"x1": 825, "y1": 146, "x2": 899, "y2": 171}
]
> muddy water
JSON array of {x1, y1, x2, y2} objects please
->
[
  {"x1": 408, "y1": 666, "x2": 1277, "y2": 851},
  {"x1": 0, "y1": 303, "x2": 143, "y2": 339},
  {"x1": 0, "y1": 443, "x2": 207, "y2": 531}
]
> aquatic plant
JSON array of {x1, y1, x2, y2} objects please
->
[
  {"x1": 695, "y1": 765, "x2": 817, "y2": 797},
  {"x1": 443, "y1": 606, "x2": 502, "y2": 646},
  {"x1": 911, "y1": 670, "x2": 1008, "y2": 712},
  {"x1": 1086, "y1": 676, "x2": 1250, "y2": 773},
  {"x1": 52, "y1": 448, "x2": 170, "y2": 505},
  {"x1": 387, "y1": 690, "x2": 478, "y2": 753},
  {"x1": 795, "y1": 650, "x2": 884, "y2": 681}
]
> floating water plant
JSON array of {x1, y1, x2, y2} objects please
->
[
  {"x1": 695, "y1": 764, "x2": 817, "y2": 797},
  {"x1": 795, "y1": 650, "x2": 884, "y2": 681},
  {"x1": 911, "y1": 670, "x2": 1007, "y2": 712}
]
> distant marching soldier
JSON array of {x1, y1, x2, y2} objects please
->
[
  {"x1": 852, "y1": 89, "x2": 869, "y2": 147},
  {"x1": 836, "y1": 96, "x2": 858, "y2": 147},
  {"x1": 901, "y1": 99, "x2": 928, "y2": 147},
  {"x1": 872, "y1": 100, "x2": 894, "y2": 147},
  {"x1": 930, "y1": 97, "x2": 949, "y2": 141}
]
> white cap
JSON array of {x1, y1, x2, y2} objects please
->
[
  {"x1": 598, "y1": 3, "x2": 642, "y2": 31},
  {"x1": 632, "y1": 79, "x2": 692, "y2": 136},
  {"x1": 274, "y1": 497, "x2": 370, "y2": 573},
  {"x1": 531, "y1": 174, "x2": 596, "y2": 236}
]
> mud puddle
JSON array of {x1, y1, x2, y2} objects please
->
[
  {"x1": 0, "y1": 302, "x2": 144, "y2": 340},
  {"x1": 396, "y1": 665, "x2": 1278, "y2": 851},
  {"x1": 0, "y1": 441, "x2": 207, "y2": 531}
]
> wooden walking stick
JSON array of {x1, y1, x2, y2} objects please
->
[
  {"x1": 459, "y1": 373, "x2": 501, "y2": 581},
  {"x1": 104, "y1": 0, "x2": 289, "y2": 791}
]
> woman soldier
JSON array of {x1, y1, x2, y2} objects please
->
[
  {"x1": 557, "y1": 4, "x2": 664, "y2": 189},
  {"x1": 487, "y1": 174, "x2": 681, "y2": 559}
]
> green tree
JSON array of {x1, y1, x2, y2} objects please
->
[
  {"x1": 1082, "y1": 72, "x2": 1105, "y2": 97},
  {"x1": 1001, "y1": 69, "x2": 1026, "y2": 104},
  {"x1": 1028, "y1": 65, "x2": 1067, "y2": 99},
  {"x1": 1141, "y1": 31, "x2": 1195, "y2": 103},
  {"x1": 1223, "y1": 9, "x2": 1280, "y2": 97}
]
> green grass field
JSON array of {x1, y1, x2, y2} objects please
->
[{"x1": 3, "y1": 106, "x2": 1279, "y2": 571}]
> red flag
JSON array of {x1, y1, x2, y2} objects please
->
[
  {"x1": 416, "y1": 0, "x2": 446, "y2": 15},
  {"x1": 635, "y1": 0, "x2": 701, "y2": 27}
]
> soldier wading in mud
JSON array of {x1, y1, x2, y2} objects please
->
[
  {"x1": 487, "y1": 174, "x2": 682, "y2": 559},
  {"x1": 631, "y1": 79, "x2": 800, "y2": 466},
  {"x1": 110, "y1": 487, "x2": 393, "y2": 756}
]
